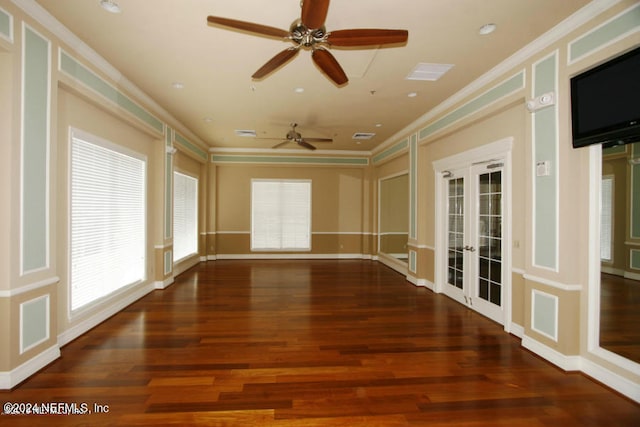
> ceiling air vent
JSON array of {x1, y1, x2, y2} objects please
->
[
  {"x1": 352, "y1": 132, "x2": 376, "y2": 140},
  {"x1": 234, "y1": 129, "x2": 256, "y2": 137},
  {"x1": 406, "y1": 63, "x2": 454, "y2": 81}
]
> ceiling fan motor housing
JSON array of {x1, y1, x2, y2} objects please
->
[{"x1": 290, "y1": 20, "x2": 327, "y2": 47}]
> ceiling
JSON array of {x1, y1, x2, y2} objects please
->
[{"x1": 34, "y1": 0, "x2": 591, "y2": 153}]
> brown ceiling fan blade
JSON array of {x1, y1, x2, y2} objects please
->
[
  {"x1": 297, "y1": 140, "x2": 317, "y2": 150},
  {"x1": 252, "y1": 47, "x2": 299, "y2": 79},
  {"x1": 301, "y1": 0, "x2": 330, "y2": 29},
  {"x1": 327, "y1": 29, "x2": 409, "y2": 47},
  {"x1": 272, "y1": 140, "x2": 290, "y2": 149},
  {"x1": 302, "y1": 137, "x2": 333, "y2": 142},
  {"x1": 312, "y1": 48, "x2": 348, "y2": 85},
  {"x1": 207, "y1": 16, "x2": 290, "y2": 39}
]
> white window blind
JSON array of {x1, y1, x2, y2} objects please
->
[
  {"x1": 600, "y1": 176, "x2": 613, "y2": 262},
  {"x1": 173, "y1": 171, "x2": 198, "y2": 262},
  {"x1": 251, "y1": 180, "x2": 311, "y2": 250},
  {"x1": 70, "y1": 132, "x2": 146, "y2": 312}
]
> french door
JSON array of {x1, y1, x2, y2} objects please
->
[{"x1": 444, "y1": 162, "x2": 504, "y2": 324}]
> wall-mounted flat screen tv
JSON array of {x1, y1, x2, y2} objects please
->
[{"x1": 570, "y1": 46, "x2": 640, "y2": 148}]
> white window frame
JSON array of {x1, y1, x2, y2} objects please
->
[
  {"x1": 173, "y1": 170, "x2": 199, "y2": 263},
  {"x1": 69, "y1": 128, "x2": 147, "y2": 316},
  {"x1": 251, "y1": 179, "x2": 312, "y2": 251}
]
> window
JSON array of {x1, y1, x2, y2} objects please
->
[
  {"x1": 251, "y1": 180, "x2": 311, "y2": 250},
  {"x1": 70, "y1": 130, "x2": 146, "y2": 312},
  {"x1": 600, "y1": 175, "x2": 614, "y2": 262},
  {"x1": 173, "y1": 171, "x2": 198, "y2": 262}
]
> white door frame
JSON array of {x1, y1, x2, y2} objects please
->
[{"x1": 433, "y1": 137, "x2": 513, "y2": 331}]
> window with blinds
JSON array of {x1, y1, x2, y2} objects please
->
[
  {"x1": 600, "y1": 176, "x2": 613, "y2": 262},
  {"x1": 251, "y1": 180, "x2": 311, "y2": 251},
  {"x1": 173, "y1": 171, "x2": 198, "y2": 262},
  {"x1": 70, "y1": 131, "x2": 146, "y2": 312}
]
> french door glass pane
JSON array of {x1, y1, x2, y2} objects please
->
[
  {"x1": 448, "y1": 178, "x2": 464, "y2": 289},
  {"x1": 477, "y1": 171, "x2": 502, "y2": 306}
]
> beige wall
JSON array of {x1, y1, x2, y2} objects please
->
[
  {"x1": 214, "y1": 164, "x2": 367, "y2": 255},
  {"x1": 55, "y1": 87, "x2": 161, "y2": 336},
  {"x1": 2, "y1": 0, "x2": 639, "y2": 399}
]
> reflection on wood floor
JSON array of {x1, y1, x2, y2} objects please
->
[
  {"x1": 600, "y1": 273, "x2": 640, "y2": 363},
  {"x1": 2, "y1": 260, "x2": 638, "y2": 426}
]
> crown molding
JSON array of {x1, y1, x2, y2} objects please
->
[
  {"x1": 379, "y1": 0, "x2": 623, "y2": 148},
  {"x1": 11, "y1": 0, "x2": 209, "y2": 150}
]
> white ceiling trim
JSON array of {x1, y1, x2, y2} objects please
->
[
  {"x1": 374, "y1": 0, "x2": 624, "y2": 154},
  {"x1": 11, "y1": 0, "x2": 208, "y2": 149}
]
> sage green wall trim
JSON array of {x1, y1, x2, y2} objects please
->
[
  {"x1": 165, "y1": 125, "x2": 172, "y2": 147},
  {"x1": 20, "y1": 294, "x2": 49, "y2": 353},
  {"x1": 165, "y1": 128, "x2": 173, "y2": 240},
  {"x1": 211, "y1": 154, "x2": 369, "y2": 166},
  {"x1": 533, "y1": 52, "x2": 558, "y2": 270},
  {"x1": 632, "y1": 160, "x2": 640, "y2": 238},
  {"x1": 59, "y1": 50, "x2": 164, "y2": 134},
  {"x1": 419, "y1": 71, "x2": 525, "y2": 141},
  {"x1": 569, "y1": 3, "x2": 640, "y2": 64},
  {"x1": 0, "y1": 7, "x2": 12, "y2": 42},
  {"x1": 409, "y1": 249, "x2": 417, "y2": 274},
  {"x1": 409, "y1": 134, "x2": 417, "y2": 240},
  {"x1": 175, "y1": 132, "x2": 207, "y2": 160},
  {"x1": 22, "y1": 25, "x2": 50, "y2": 274},
  {"x1": 531, "y1": 289, "x2": 558, "y2": 341},
  {"x1": 164, "y1": 250, "x2": 173, "y2": 275},
  {"x1": 373, "y1": 139, "x2": 408, "y2": 164},
  {"x1": 631, "y1": 249, "x2": 640, "y2": 270}
]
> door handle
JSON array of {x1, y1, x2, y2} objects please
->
[{"x1": 464, "y1": 245, "x2": 476, "y2": 252}]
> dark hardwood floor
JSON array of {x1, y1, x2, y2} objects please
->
[
  {"x1": 2, "y1": 260, "x2": 639, "y2": 426},
  {"x1": 600, "y1": 273, "x2": 640, "y2": 363}
]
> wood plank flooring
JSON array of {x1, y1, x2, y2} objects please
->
[
  {"x1": 600, "y1": 273, "x2": 640, "y2": 363},
  {"x1": 2, "y1": 260, "x2": 639, "y2": 426}
]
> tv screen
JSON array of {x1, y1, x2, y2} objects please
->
[{"x1": 570, "y1": 46, "x2": 640, "y2": 148}]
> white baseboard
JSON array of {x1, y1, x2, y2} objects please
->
[
  {"x1": 580, "y1": 357, "x2": 640, "y2": 403},
  {"x1": 58, "y1": 283, "x2": 154, "y2": 347},
  {"x1": 510, "y1": 322, "x2": 525, "y2": 339},
  {"x1": 406, "y1": 275, "x2": 434, "y2": 290},
  {"x1": 0, "y1": 344, "x2": 60, "y2": 389},
  {"x1": 521, "y1": 335, "x2": 582, "y2": 371},
  {"x1": 154, "y1": 277, "x2": 174, "y2": 290},
  {"x1": 215, "y1": 253, "x2": 367, "y2": 260}
]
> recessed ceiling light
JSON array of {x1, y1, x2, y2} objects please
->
[
  {"x1": 375, "y1": 123, "x2": 383, "y2": 128},
  {"x1": 294, "y1": 87, "x2": 305, "y2": 93},
  {"x1": 172, "y1": 82, "x2": 184, "y2": 89},
  {"x1": 478, "y1": 23, "x2": 497, "y2": 35},
  {"x1": 407, "y1": 92, "x2": 418, "y2": 98},
  {"x1": 99, "y1": 0, "x2": 121, "y2": 13},
  {"x1": 203, "y1": 117, "x2": 213, "y2": 123}
]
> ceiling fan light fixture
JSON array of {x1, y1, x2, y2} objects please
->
[{"x1": 99, "y1": 0, "x2": 121, "y2": 14}]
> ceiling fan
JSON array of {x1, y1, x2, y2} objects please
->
[
  {"x1": 206, "y1": 0, "x2": 408, "y2": 85},
  {"x1": 261, "y1": 123, "x2": 332, "y2": 150}
]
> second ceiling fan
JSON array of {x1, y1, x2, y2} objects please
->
[{"x1": 207, "y1": 0, "x2": 408, "y2": 86}]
